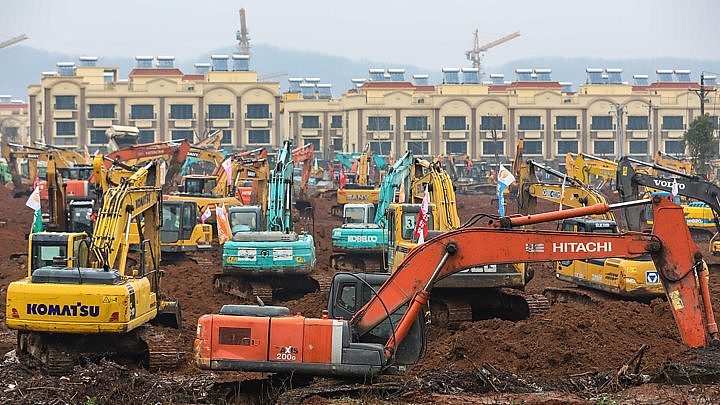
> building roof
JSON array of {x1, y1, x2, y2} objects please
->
[
  {"x1": 508, "y1": 81, "x2": 562, "y2": 89},
  {"x1": 129, "y1": 68, "x2": 184, "y2": 77},
  {"x1": 182, "y1": 74, "x2": 205, "y2": 81},
  {"x1": 648, "y1": 82, "x2": 700, "y2": 90},
  {"x1": 488, "y1": 84, "x2": 511, "y2": 92},
  {"x1": 360, "y1": 81, "x2": 435, "y2": 91},
  {"x1": 0, "y1": 103, "x2": 28, "y2": 112}
]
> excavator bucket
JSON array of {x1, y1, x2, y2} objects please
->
[{"x1": 651, "y1": 197, "x2": 710, "y2": 348}]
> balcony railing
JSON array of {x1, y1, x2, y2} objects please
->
[
  {"x1": 442, "y1": 124, "x2": 469, "y2": 131},
  {"x1": 403, "y1": 125, "x2": 431, "y2": 131},
  {"x1": 367, "y1": 125, "x2": 393, "y2": 131},
  {"x1": 169, "y1": 112, "x2": 196, "y2": 120},
  {"x1": 54, "y1": 104, "x2": 77, "y2": 110},
  {"x1": 245, "y1": 112, "x2": 272, "y2": 119},
  {"x1": 130, "y1": 112, "x2": 157, "y2": 120}
]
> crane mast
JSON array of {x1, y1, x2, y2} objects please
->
[{"x1": 237, "y1": 8, "x2": 251, "y2": 56}]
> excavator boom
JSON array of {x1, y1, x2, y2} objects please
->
[{"x1": 355, "y1": 199, "x2": 710, "y2": 351}]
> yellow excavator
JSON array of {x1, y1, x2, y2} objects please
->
[
  {"x1": 333, "y1": 144, "x2": 383, "y2": 216},
  {"x1": 654, "y1": 151, "x2": 694, "y2": 176},
  {"x1": 168, "y1": 148, "x2": 269, "y2": 221},
  {"x1": 564, "y1": 152, "x2": 618, "y2": 189},
  {"x1": 2, "y1": 142, "x2": 91, "y2": 197},
  {"x1": 6, "y1": 156, "x2": 183, "y2": 375},
  {"x1": 385, "y1": 158, "x2": 540, "y2": 325},
  {"x1": 516, "y1": 159, "x2": 663, "y2": 298}
]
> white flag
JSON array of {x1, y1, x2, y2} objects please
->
[
  {"x1": 221, "y1": 158, "x2": 233, "y2": 186},
  {"x1": 670, "y1": 178, "x2": 679, "y2": 201},
  {"x1": 414, "y1": 185, "x2": 430, "y2": 244},
  {"x1": 25, "y1": 186, "x2": 41, "y2": 212}
]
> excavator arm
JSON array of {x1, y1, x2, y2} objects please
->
[
  {"x1": 374, "y1": 151, "x2": 414, "y2": 226},
  {"x1": 353, "y1": 198, "x2": 716, "y2": 354},
  {"x1": 45, "y1": 155, "x2": 67, "y2": 232},
  {"x1": 292, "y1": 143, "x2": 315, "y2": 194},
  {"x1": 105, "y1": 140, "x2": 191, "y2": 192},
  {"x1": 409, "y1": 159, "x2": 460, "y2": 230},
  {"x1": 654, "y1": 151, "x2": 694, "y2": 175},
  {"x1": 517, "y1": 160, "x2": 613, "y2": 221},
  {"x1": 565, "y1": 152, "x2": 618, "y2": 187},
  {"x1": 616, "y1": 156, "x2": 720, "y2": 232},
  {"x1": 266, "y1": 141, "x2": 294, "y2": 232},
  {"x1": 89, "y1": 157, "x2": 161, "y2": 274}
]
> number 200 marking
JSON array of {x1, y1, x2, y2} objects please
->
[{"x1": 276, "y1": 353, "x2": 297, "y2": 361}]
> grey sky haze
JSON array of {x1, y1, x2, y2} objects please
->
[{"x1": 1, "y1": 0, "x2": 718, "y2": 68}]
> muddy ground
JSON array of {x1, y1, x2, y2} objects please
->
[{"x1": 0, "y1": 186, "x2": 720, "y2": 403}]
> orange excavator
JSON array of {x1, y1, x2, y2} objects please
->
[
  {"x1": 195, "y1": 197, "x2": 718, "y2": 376},
  {"x1": 292, "y1": 142, "x2": 315, "y2": 215},
  {"x1": 104, "y1": 140, "x2": 191, "y2": 192}
]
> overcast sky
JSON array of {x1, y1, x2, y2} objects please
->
[{"x1": 2, "y1": 0, "x2": 718, "y2": 68}]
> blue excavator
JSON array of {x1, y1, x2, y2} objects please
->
[
  {"x1": 219, "y1": 140, "x2": 317, "y2": 302},
  {"x1": 330, "y1": 151, "x2": 414, "y2": 272}
]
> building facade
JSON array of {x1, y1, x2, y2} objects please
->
[
  {"x1": 25, "y1": 60, "x2": 719, "y2": 165},
  {"x1": 27, "y1": 55, "x2": 280, "y2": 151},
  {"x1": 0, "y1": 95, "x2": 30, "y2": 145},
  {"x1": 283, "y1": 68, "x2": 719, "y2": 165}
]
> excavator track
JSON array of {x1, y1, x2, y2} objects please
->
[
  {"x1": 138, "y1": 326, "x2": 185, "y2": 371},
  {"x1": 249, "y1": 282, "x2": 274, "y2": 304},
  {"x1": 543, "y1": 287, "x2": 599, "y2": 306},
  {"x1": 330, "y1": 253, "x2": 384, "y2": 273},
  {"x1": 44, "y1": 344, "x2": 76, "y2": 376},
  {"x1": 524, "y1": 293, "x2": 551, "y2": 315}
]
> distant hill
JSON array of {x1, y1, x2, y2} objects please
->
[{"x1": 1, "y1": 44, "x2": 718, "y2": 100}]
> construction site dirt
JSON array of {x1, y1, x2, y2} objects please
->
[{"x1": 1, "y1": 186, "x2": 720, "y2": 404}]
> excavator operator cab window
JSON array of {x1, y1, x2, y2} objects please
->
[
  {"x1": 69, "y1": 206, "x2": 94, "y2": 235},
  {"x1": 30, "y1": 238, "x2": 80, "y2": 271},
  {"x1": 337, "y1": 283, "x2": 357, "y2": 311},
  {"x1": 230, "y1": 211, "x2": 258, "y2": 233},
  {"x1": 181, "y1": 203, "x2": 195, "y2": 238},
  {"x1": 402, "y1": 212, "x2": 434, "y2": 241},
  {"x1": 344, "y1": 206, "x2": 370, "y2": 224},
  {"x1": 162, "y1": 204, "x2": 181, "y2": 232}
]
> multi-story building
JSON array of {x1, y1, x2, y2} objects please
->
[
  {"x1": 0, "y1": 95, "x2": 30, "y2": 145},
  {"x1": 26, "y1": 60, "x2": 719, "y2": 165},
  {"x1": 27, "y1": 55, "x2": 281, "y2": 151},
  {"x1": 283, "y1": 68, "x2": 719, "y2": 165}
]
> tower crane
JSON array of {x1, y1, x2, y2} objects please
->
[
  {"x1": 465, "y1": 30, "x2": 520, "y2": 78},
  {"x1": 236, "y1": 8, "x2": 251, "y2": 56},
  {"x1": 0, "y1": 34, "x2": 28, "y2": 50}
]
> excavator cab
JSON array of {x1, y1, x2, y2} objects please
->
[
  {"x1": 181, "y1": 176, "x2": 217, "y2": 195},
  {"x1": 386, "y1": 203, "x2": 437, "y2": 270},
  {"x1": 228, "y1": 206, "x2": 263, "y2": 234},
  {"x1": 342, "y1": 203, "x2": 375, "y2": 224},
  {"x1": 159, "y1": 200, "x2": 212, "y2": 252},
  {"x1": 68, "y1": 201, "x2": 94, "y2": 235},
  {"x1": 28, "y1": 232, "x2": 87, "y2": 272},
  {"x1": 328, "y1": 272, "x2": 426, "y2": 369}
]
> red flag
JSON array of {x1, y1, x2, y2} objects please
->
[
  {"x1": 327, "y1": 163, "x2": 336, "y2": 180},
  {"x1": 33, "y1": 173, "x2": 39, "y2": 189},
  {"x1": 413, "y1": 186, "x2": 430, "y2": 243},
  {"x1": 339, "y1": 170, "x2": 348, "y2": 189}
]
